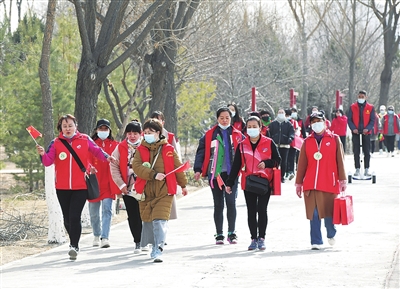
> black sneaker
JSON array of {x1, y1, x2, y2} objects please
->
[
  {"x1": 215, "y1": 234, "x2": 224, "y2": 245},
  {"x1": 227, "y1": 232, "x2": 238, "y2": 244}
]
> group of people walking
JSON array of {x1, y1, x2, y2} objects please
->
[
  {"x1": 36, "y1": 113, "x2": 187, "y2": 262},
  {"x1": 35, "y1": 90, "x2": 399, "y2": 261}
]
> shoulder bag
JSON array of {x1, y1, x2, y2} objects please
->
[
  {"x1": 60, "y1": 139, "x2": 100, "y2": 200},
  {"x1": 242, "y1": 143, "x2": 269, "y2": 195}
]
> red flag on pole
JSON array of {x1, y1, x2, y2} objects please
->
[
  {"x1": 216, "y1": 174, "x2": 225, "y2": 190},
  {"x1": 165, "y1": 161, "x2": 191, "y2": 177},
  {"x1": 26, "y1": 126, "x2": 42, "y2": 139}
]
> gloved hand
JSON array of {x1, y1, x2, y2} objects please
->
[
  {"x1": 339, "y1": 180, "x2": 347, "y2": 192},
  {"x1": 295, "y1": 183, "x2": 303, "y2": 198}
]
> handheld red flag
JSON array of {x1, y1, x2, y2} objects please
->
[
  {"x1": 216, "y1": 174, "x2": 225, "y2": 190},
  {"x1": 165, "y1": 161, "x2": 191, "y2": 177},
  {"x1": 26, "y1": 126, "x2": 42, "y2": 145}
]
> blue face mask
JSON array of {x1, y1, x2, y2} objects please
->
[
  {"x1": 218, "y1": 123, "x2": 230, "y2": 130},
  {"x1": 247, "y1": 128, "x2": 260, "y2": 138},
  {"x1": 357, "y1": 98, "x2": 366, "y2": 104},
  {"x1": 388, "y1": 110, "x2": 394, "y2": 114},
  {"x1": 97, "y1": 131, "x2": 109, "y2": 140},
  {"x1": 144, "y1": 134, "x2": 156, "y2": 144},
  {"x1": 63, "y1": 133, "x2": 76, "y2": 139}
]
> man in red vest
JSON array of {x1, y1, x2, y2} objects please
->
[{"x1": 347, "y1": 90, "x2": 376, "y2": 177}]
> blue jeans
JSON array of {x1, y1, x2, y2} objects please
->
[
  {"x1": 310, "y1": 207, "x2": 336, "y2": 245},
  {"x1": 89, "y1": 198, "x2": 113, "y2": 239},
  {"x1": 210, "y1": 173, "x2": 238, "y2": 235}
]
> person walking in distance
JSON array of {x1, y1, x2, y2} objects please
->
[
  {"x1": 88, "y1": 119, "x2": 119, "y2": 249},
  {"x1": 347, "y1": 90, "x2": 376, "y2": 177},
  {"x1": 330, "y1": 109, "x2": 348, "y2": 153},
  {"x1": 380, "y1": 105, "x2": 400, "y2": 157},
  {"x1": 295, "y1": 111, "x2": 347, "y2": 250},
  {"x1": 193, "y1": 107, "x2": 245, "y2": 245}
]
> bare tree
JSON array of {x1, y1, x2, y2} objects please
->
[
  {"x1": 145, "y1": 0, "x2": 201, "y2": 134},
  {"x1": 360, "y1": 0, "x2": 400, "y2": 106},
  {"x1": 72, "y1": 0, "x2": 171, "y2": 134},
  {"x1": 288, "y1": 0, "x2": 333, "y2": 117}
]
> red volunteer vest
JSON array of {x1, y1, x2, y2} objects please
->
[
  {"x1": 134, "y1": 144, "x2": 177, "y2": 195},
  {"x1": 201, "y1": 125, "x2": 243, "y2": 177},
  {"x1": 302, "y1": 132, "x2": 340, "y2": 194},
  {"x1": 239, "y1": 136, "x2": 273, "y2": 190},
  {"x1": 350, "y1": 102, "x2": 373, "y2": 134},
  {"x1": 382, "y1": 114, "x2": 400, "y2": 134}
]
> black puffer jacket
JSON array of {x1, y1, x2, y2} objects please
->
[{"x1": 267, "y1": 120, "x2": 295, "y2": 147}]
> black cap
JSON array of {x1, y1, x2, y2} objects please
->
[
  {"x1": 359, "y1": 90, "x2": 367, "y2": 95},
  {"x1": 96, "y1": 119, "x2": 111, "y2": 129},
  {"x1": 310, "y1": 111, "x2": 325, "y2": 121},
  {"x1": 124, "y1": 121, "x2": 142, "y2": 133}
]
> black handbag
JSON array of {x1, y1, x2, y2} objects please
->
[
  {"x1": 245, "y1": 175, "x2": 269, "y2": 195},
  {"x1": 60, "y1": 139, "x2": 100, "y2": 200}
]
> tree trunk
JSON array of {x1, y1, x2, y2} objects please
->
[
  {"x1": 379, "y1": 60, "x2": 392, "y2": 106},
  {"x1": 74, "y1": 59, "x2": 102, "y2": 134},
  {"x1": 347, "y1": 0, "x2": 357, "y2": 107},
  {"x1": 300, "y1": 34, "x2": 308, "y2": 118},
  {"x1": 147, "y1": 45, "x2": 178, "y2": 134},
  {"x1": 39, "y1": 0, "x2": 66, "y2": 244}
]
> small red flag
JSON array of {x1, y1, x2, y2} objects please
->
[
  {"x1": 26, "y1": 126, "x2": 42, "y2": 139},
  {"x1": 165, "y1": 161, "x2": 191, "y2": 177},
  {"x1": 216, "y1": 174, "x2": 225, "y2": 190}
]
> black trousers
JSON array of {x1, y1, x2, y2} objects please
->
[
  {"x1": 351, "y1": 133, "x2": 371, "y2": 169},
  {"x1": 278, "y1": 147, "x2": 289, "y2": 180},
  {"x1": 56, "y1": 189, "x2": 88, "y2": 249},
  {"x1": 339, "y1": 135, "x2": 346, "y2": 153},
  {"x1": 123, "y1": 195, "x2": 143, "y2": 244},
  {"x1": 243, "y1": 190, "x2": 271, "y2": 240},
  {"x1": 384, "y1": 135, "x2": 396, "y2": 152}
]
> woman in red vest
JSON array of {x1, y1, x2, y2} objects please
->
[
  {"x1": 226, "y1": 116, "x2": 281, "y2": 251},
  {"x1": 295, "y1": 111, "x2": 347, "y2": 250},
  {"x1": 88, "y1": 119, "x2": 119, "y2": 249},
  {"x1": 36, "y1": 114, "x2": 115, "y2": 261},
  {"x1": 193, "y1": 107, "x2": 245, "y2": 245},
  {"x1": 228, "y1": 103, "x2": 246, "y2": 133},
  {"x1": 110, "y1": 120, "x2": 145, "y2": 254},
  {"x1": 132, "y1": 119, "x2": 188, "y2": 263},
  {"x1": 380, "y1": 105, "x2": 400, "y2": 157},
  {"x1": 330, "y1": 109, "x2": 348, "y2": 152}
]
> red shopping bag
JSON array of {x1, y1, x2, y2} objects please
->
[
  {"x1": 333, "y1": 194, "x2": 354, "y2": 225},
  {"x1": 290, "y1": 135, "x2": 304, "y2": 151},
  {"x1": 340, "y1": 195, "x2": 354, "y2": 225},
  {"x1": 271, "y1": 168, "x2": 281, "y2": 195}
]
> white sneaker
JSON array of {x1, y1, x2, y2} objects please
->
[
  {"x1": 101, "y1": 238, "x2": 110, "y2": 248},
  {"x1": 68, "y1": 246, "x2": 79, "y2": 260},
  {"x1": 134, "y1": 243, "x2": 141, "y2": 254},
  {"x1": 364, "y1": 168, "x2": 371, "y2": 177},
  {"x1": 311, "y1": 244, "x2": 322, "y2": 250},
  {"x1": 141, "y1": 244, "x2": 150, "y2": 251},
  {"x1": 391, "y1": 152, "x2": 395, "y2": 157},
  {"x1": 328, "y1": 238, "x2": 336, "y2": 246},
  {"x1": 379, "y1": 149, "x2": 383, "y2": 155},
  {"x1": 353, "y1": 168, "x2": 360, "y2": 177},
  {"x1": 93, "y1": 236, "x2": 100, "y2": 247}
]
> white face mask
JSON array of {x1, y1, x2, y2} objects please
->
[
  {"x1": 247, "y1": 128, "x2": 260, "y2": 138},
  {"x1": 291, "y1": 112, "x2": 297, "y2": 119},
  {"x1": 311, "y1": 122, "x2": 325, "y2": 134},
  {"x1": 357, "y1": 98, "x2": 366, "y2": 104},
  {"x1": 277, "y1": 113, "x2": 285, "y2": 120},
  {"x1": 230, "y1": 111, "x2": 236, "y2": 117},
  {"x1": 218, "y1": 123, "x2": 230, "y2": 130},
  {"x1": 97, "y1": 130, "x2": 109, "y2": 140}
]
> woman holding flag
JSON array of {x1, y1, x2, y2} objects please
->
[
  {"x1": 225, "y1": 116, "x2": 281, "y2": 251},
  {"x1": 132, "y1": 118, "x2": 188, "y2": 263},
  {"x1": 35, "y1": 114, "x2": 115, "y2": 261},
  {"x1": 193, "y1": 107, "x2": 245, "y2": 245}
]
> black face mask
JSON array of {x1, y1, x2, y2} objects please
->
[{"x1": 262, "y1": 116, "x2": 270, "y2": 122}]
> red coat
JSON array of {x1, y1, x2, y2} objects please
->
[
  {"x1": 301, "y1": 131, "x2": 340, "y2": 194},
  {"x1": 239, "y1": 136, "x2": 273, "y2": 190},
  {"x1": 330, "y1": 115, "x2": 348, "y2": 136},
  {"x1": 88, "y1": 138, "x2": 119, "y2": 202}
]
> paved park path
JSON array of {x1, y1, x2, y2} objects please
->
[{"x1": 1, "y1": 153, "x2": 399, "y2": 288}]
